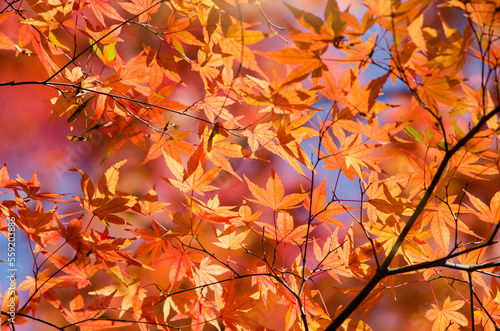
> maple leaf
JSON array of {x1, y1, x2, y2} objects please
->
[
  {"x1": 362, "y1": 170, "x2": 414, "y2": 224},
  {"x1": 304, "y1": 178, "x2": 347, "y2": 228},
  {"x1": 271, "y1": 113, "x2": 316, "y2": 174},
  {"x1": 155, "y1": 241, "x2": 197, "y2": 284},
  {"x1": 313, "y1": 230, "x2": 352, "y2": 283},
  {"x1": 49, "y1": 92, "x2": 81, "y2": 121},
  {"x1": 71, "y1": 160, "x2": 138, "y2": 226},
  {"x1": 337, "y1": 116, "x2": 407, "y2": 144},
  {"x1": 173, "y1": 297, "x2": 219, "y2": 331},
  {"x1": 257, "y1": 211, "x2": 310, "y2": 244},
  {"x1": 81, "y1": 19, "x2": 124, "y2": 45},
  {"x1": 233, "y1": 201, "x2": 262, "y2": 225},
  {"x1": 214, "y1": 224, "x2": 250, "y2": 250},
  {"x1": 132, "y1": 186, "x2": 170, "y2": 215},
  {"x1": 60, "y1": 288, "x2": 132, "y2": 330},
  {"x1": 318, "y1": 131, "x2": 382, "y2": 180},
  {"x1": 207, "y1": 139, "x2": 245, "y2": 180},
  {"x1": 219, "y1": 32, "x2": 266, "y2": 77},
  {"x1": 91, "y1": 272, "x2": 147, "y2": 318},
  {"x1": 143, "y1": 46, "x2": 183, "y2": 90},
  {"x1": 242, "y1": 122, "x2": 275, "y2": 154},
  {"x1": 466, "y1": 190, "x2": 500, "y2": 224},
  {"x1": 325, "y1": 67, "x2": 392, "y2": 115},
  {"x1": 18, "y1": 267, "x2": 73, "y2": 300},
  {"x1": 102, "y1": 118, "x2": 150, "y2": 161},
  {"x1": 135, "y1": 294, "x2": 170, "y2": 330},
  {"x1": 16, "y1": 206, "x2": 56, "y2": 243},
  {"x1": 108, "y1": 52, "x2": 152, "y2": 96},
  {"x1": 21, "y1": 0, "x2": 75, "y2": 30},
  {"x1": 164, "y1": 12, "x2": 203, "y2": 59},
  {"x1": 284, "y1": 2, "x2": 326, "y2": 33},
  {"x1": 143, "y1": 131, "x2": 194, "y2": 164},
  {"x1": 425, "y1": 297, "x2": 468, "y2": 331},
  {"x1": 119, "y1": 0, "x2": 160, "y2": 23},
  {"x1": 226, "y1": 22, "x2": 267, "y2": 45},
  {"x1": 422, "y1": 198, "x2": 478, "y2": 252},
  {"x1": 198, "y1": 124, "x2": 245, "y2": 180},
  {"x1": 57, "y1": 215, "x2": 84, "y2": 251},
  {"x1": 257, "y1": 48, "x2": 318, "y2": 65},
  {"x1": 0, "y1": 12, "x2": 16, "y2": 50},
  {"x1": 192, "y1": 46, "x2": 225, "y2": 89},
  {"x1": 244, "y1": 168, "x2": 307, "y2": 210},
  {"x1": 164, "y1": 209, "x2": 196, "y2": 237},
  {"x1": 196, "y1": 95, "x2": 235, "y2": 123},
  {"x1": 278, "y1": 274, "x2": 330, "y2": 331},
  {"x1": 46, "y1": 253, "x2": 99, "y2": 288},
  {"x1": 85, "y1": 0, "x2": 123, "y2": 26},
  {"x1": 0, "y1": 164, "x2": 12, "y2": 189},
  {"x1": 216, "y1": 280, "x2": 261, "y2": 330},
  {"x1": 6, "y1": 170, "x2": 65, "y2": 202},
  {"x1": 258, "y1": 46, "x2": 325, "y2": 87},
  {"x1": 367, "y1": 214, "x2": 427, "y2": 261},
  {"x1": 192, "y1": 256, "x2": 230, "y2": 296},
  {"x1": 97, "y1": 159, "x2": 126, "y2": 198},
  {"x1": 346, "y1": 68, "x2": 389, "y2": 115},
  {"x1": 325, "y1": 0, "x2": 346, "y2": 37},
  {"x1": 250, "y1": 265, "x2": 278, "y2": 309},
  {"x1": 162, "y1": 149, "x2": 221, "y2": 195},
  {"x1": 79, "y1": 230, "x2": 148, "y2": 280},
  {"x1": 127, "y1": 219, "x2": 168, "y2": 263},
  {"x1": 449, "y1": 148, "x2": 497, "y2": 179},
  {"x1": 474, "y1": 293, "x2": 500, "y2": 331},
  {"x1": 340, "y1": 319, "x2": 373, "y2": 331},
  {"x1": 189, "y1": 195, "x2": 239, "y2": 224}
]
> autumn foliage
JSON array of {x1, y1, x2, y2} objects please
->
[{"x1": 1, "y1": 0, "x2": 500, "y2": 330}]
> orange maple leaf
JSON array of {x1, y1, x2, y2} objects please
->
[
  {"x1": 86, "y1": 0, "x2": 123, "y2": 26},
  {"x1": 257, "y1": 211, "x2": 310, "y2": 244},
  {"x1": 162, "y1": 149, "x2": 221, "y2": 195},
  {"x1": 155, "y1": 241, "x2": 197, "y2": 283},
  {"x1": 425, "y1": 297, "x2": 468, "y2": 331},
  {"x1": 466, "y1": 190, "x2": 500, "y2": 224},
  {"x1": 244, "y1": 168, "x2": 307, "y2": 210},
  {"x1": 127, "y1": 219, "x2": 168, "y2": 263},
  {"x1": 119, "y1": 0, "x2": 160, "y2": 23},
  {"x1": 305, "y1": 178, "x2": 347, "y2": 228}
]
